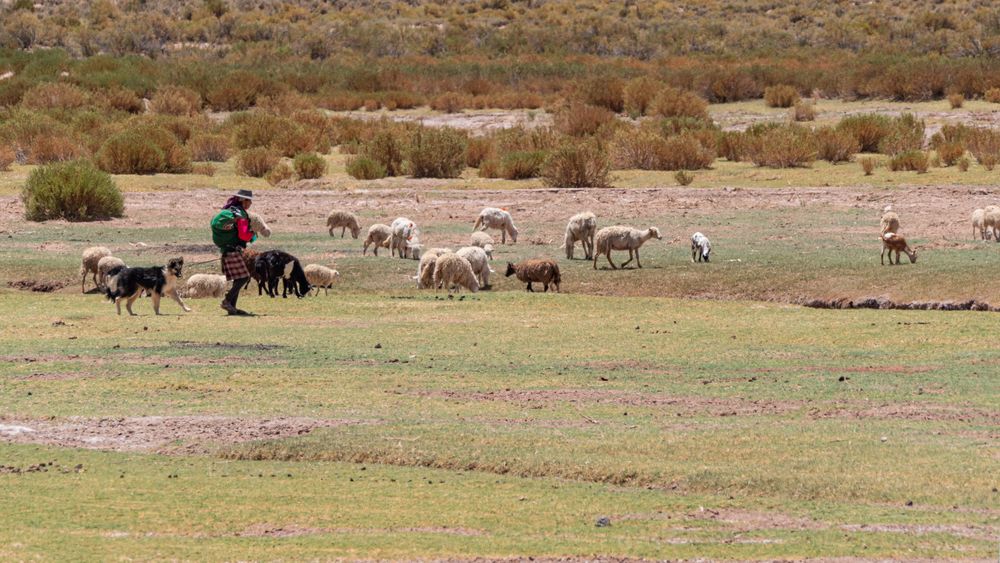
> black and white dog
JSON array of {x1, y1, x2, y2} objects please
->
[
  {"x1": 254, "y1": 250, "x2": 311, "y2": 298},
  {"x1": 104, "y1": 257, "x2": 192, "y2": 315}
]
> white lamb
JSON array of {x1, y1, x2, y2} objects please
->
[
  {"x1": 303, "y1": 264, "x2": 340, "y2": 295},
  {"x1": 593, "y1": 226, "x2": 662, "y2": 270},
  {"x1": 181, "y1": 274, "x2": 228, "y2": 298},
  {"x1": 248, "y1": 212, "x2": 271, "y2": 238},
  {"x1": 690, "y1": 232, "x2": 712, "y2": 262},
  {"x1": 415, "y1": 248, "x2": 452, "y2": 289},
  {"x1": 456, "y1": 246, "x2": 494, "y2": 289},
  {"x1": 473, "y1": 207, "x2": 518, "y2": 244},
  {"x1": 433, "y1": 253, "x2": 480, "y2": 294},
  {"x1": 96, "y1": 256, "x2": 126, "y2": 289},
  {"x1": 470, "y1": 232, "x2": 496, "y2": 259},
  {"x1": 362, "y1": 224, "x2": 392, "y2": 255},
  {"x1": 80, "y1": 246, "x2": 112, "y2": 293},
  {"x1": 562, "y1": 211, "x2": 597, "y2": 260},
  {"x1": 326, "y1": 209, "x2": 361, "y2": 239},
  {"x1": 972, "y1": 209, "x2": 988, "y2": 240},
  {"x1": 984, "y1": 205, "x2": 1000, "y2": 242},
  {"x1": 389, "y1": 217, "x2": 419, "y2": 258}
]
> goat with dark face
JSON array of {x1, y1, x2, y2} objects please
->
[{"x1": 254, "y1": 250, "x2": 312, "y2": 298}]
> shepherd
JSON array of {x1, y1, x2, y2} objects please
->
[{"x1": 211, "y1": 189, "x2": 257, "y2": 315}]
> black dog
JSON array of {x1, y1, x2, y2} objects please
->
[
  {"x1": 254, "y1": 250, "x2": 311, "y2": 298},
  {"x1": 104, "y1": 257, "x2": 192, "y2": 315}
]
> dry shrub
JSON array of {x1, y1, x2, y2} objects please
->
[
  {"x1": 674, "y1": 170, "x2": 694, "y2": 186},
  {"x1": 611, "y1": 127, "x2": 662, "y2": 169},
  {"x1": 859, "y1": 155, "x2": 877, "y2": 175},
  {"x1": 980, "y1": 154, "x2": 998, "y2": 171},
  {"x1": 836, "y1": 114, "x2": 892, "y2": 153},
  {"x1": 541, "y1": 140, "x2": 611, "y2": 188},
  {"x1": 499, "y1": 151, "x2": 547, "y2": 179},
  {"x1": 101, "y1": 86, "x2": 143, "y2": 113},
  {"x1": 814, "y1": 127, "x2": 860, "y2": 163},
  {"x1": 478, "y1": 158, "x2": 501, "y2": 179},
  {"x1": 407, "y1": 127, "x2": 467, "y2": 178},
  {"x1": 792, "y1": 101, "x2": 816, "y2": 121},
  {"x1": 0, "y1": 145, "x2": 15, "y2": 171},
  {"x1": 554, "y1": 103, "x2": 616, "y2": 137},
  {"x1": 22, "y1": 159, "x2": 123, "y2": 222},
  {"x1": 29, "y1": 135, "x2": 85, "y2": 164},
  {"x1": 361, "y1": 129, "x2": 406, "y2": 176},
  {"x1": 430, "y1": 92, "x2": 469, "y2": 113},
  {"x1": 462, "y1": 78, "x2": 492, "y2": 97},
  {"x1": 150, "y1": 85, "x2": 202, "y2": 116},
  {"x1": 346, "y1": 155, "x2": 386, "y2": 180},
  {"x1": 936, "y1": 141, "x2": 965, "y2": 166},
  {"x1": 578, "y1": 76, "x2": 625, "y2": 113},
  {"x1": 967, "y1": 128, "x2": 1000, "y2": 169},
  {"x1": 658, "y1": 133, "x2": 716, "y2": 170},
  {"x1": 623, "y1": 76, "x2": 659, "y2": 117},
  {"x1": 265, "y1": 162, "x2": 294, "y2": 186},
  {"x1": 191, "y1": 163, "x2": 216, "y2": 176},
  {"x1": 958, "y1": 157, "x2": 970, "y2": 171},
  {"x1": 985, "y1": 88, "x2": 1000, "y2": 104},
  {"x1": 292, "y1": 152, "x2": 327, "y2": 179},
  {"x1": 877, "y1": 114, "x2": 925, "y2": 155},
  {"x1": 256, "y1": 91, "x2": 313, "y2": 115},
  {"x1": 747, "y1": 125, "x2": 816, "y2": 168},
  {"x1": 888, "y1": 150, "x2": 929, "y2": 173},
  {"x1": 188, "y1": 134, "x2": 230, "y2": 162},
  {"x1": 929, "y1": 153, "x2": 942, "y2": 168},
  {"x1": 96, "y1": 125, "x2": 191, "y2": 174},
  {"x1": 485, "y1": 91, "x2": 543, "y2": 110},
  {"x1": 764, "y1": 85, "x2": 800, "y2": 108},
  {"x1": 718, "y1": 131, "x2": 753, "y2": 162},
  {"x1": 207, "y1": 71, "x2": 264, "y2": 111},
  {"x1": 947, "y1": 93, "x2": 964, "y2": 109},
  {"x1": 231, "y1": 112, "x2": 314, "y2": 157},
  {"x1": 381, "y1": 90, "x2": 422, "y2": 110},
  {"x1": 650, "y1": 87, "x2": 708, "y2": 119},
  {"x1": 22, "y1": 82, "x2": 88, "y2": 110},
  {"x1": 236, "y1": 147, "x2": 279, "y2": 177},
  {"x1": 363, "y1": 99, "x2": 380, "y2": 111},
  {"x1": 318, "y1": 91, "x2": 364, "y2": 111},
  {"x1": 465, "y1": 137, "x2": 494, "y2": 168}
]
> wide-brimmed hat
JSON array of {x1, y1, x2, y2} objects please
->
[{"x1": 233, "y1": 189, "x2": 254, "y2": 200}]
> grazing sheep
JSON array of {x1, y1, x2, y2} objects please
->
[
  {"x1": 881, "y1": 232, "x2": 917, "y2": 265},
  {"x1": 80, "y1": 246, "x2": 112, "y2": 293},
  {"x1": 389, "y1": 217, "x2": 418, "y2": 258},
  {"x1": 593, "y1": 226, "x2": 662, "y2": 270},
  {"x1": 362, "y1": 223, "x2": 393, "y2": 256},
  {"x1": 505, "y1": 258, "x2": 561, "y2": 292},
  {"x1": 96, "y1": 256, "x2": 126, "y2": 289},
  {"x1": 880, "y1": 211, "x2": 900, "y2": 236},
  {"x1": 470, "y1": 231, "x2": 494, "y2": 248},
  {"x1": 972, "y1": 208, "x2": 990, "y2": 240},
  {"x1": 181, "y1": 274, "x2": 227, "y2": 298},
  {"x1": 456, "y1": 246, "x2": 493, "y2": 289},
  {"x1": 403, "y1": 236, "x2": 423, "y2": 260},
  {"x1": 254, "y1": 250, "x2": 312, "y2": 298},
  {"x1": 690, "y1": 232, "x2": 712, "y2": 263},
  {"x1": 473, "y1": 207, "x2": 518, "y2": 244},
  {"x1": 303, "y1": 264, "x2": 340, "y2": 295},
  {"x1": 326, "y1": 209, "x2": 361, "y2": 239},
  {"x1": 562, "y1": 211, "x2": 597, "y2": 260},
  {"x1": 433, "y1": 253, "x2": 480, "y2": 293},
  {"x1": 984, "y1": 205, "x2": 1000, "y2": 242},
  {"x1": 247, "y1": 212, "x2": 271, "y2": 238},
  {"x1": 416, "y1": 248, "x2": 452, "y2": 289}
]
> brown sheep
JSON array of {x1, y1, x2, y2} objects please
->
[
  {"x1": 881, "y1": 232, "x2": 917, "y2": 265},
  {"x1": 505, "y1": 258, "x2": 561, "y2": 292}
]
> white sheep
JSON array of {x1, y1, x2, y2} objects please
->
[
  {"x1": 389, "y1": 217, "x2": 419, "y2": 258},
  {"x1": 456, "y1": 246, "x2": 494, "y2": 289},
  {"x1": 690, "y1": 232, "x2": 711, "y2": 262},
  {"x1": 303, "y1": 264, "x2": 340, "y2": 295},
  {"x1": 248, "y1": 212, "x2": 271, "y2": 238},
  {"x1": 473, "y1": 207, "x2": 518, "y2": 244},
  {"x1": 326, "y1": 209, "x2": 361, "y2": 239},
  {"x1": 362, "y1": 223, "x2": 393, "y2": 256},
  {"x1": 80, "y1": 246, "x2": 112, "y2": 293},
  {"x1": 972, "y1": 209, "x2": 988, "y2": 240},
  {"x1": 181, "y1": 274, "x2": 228, "y2": 298},
  {"x1": 470, "y1": 232, "x2": 496, "y2": 259},
  {"x1": 880, "y1": 211, "x2": 900, "y2": 236},
  {"x1": 593, "y1": 226, "x2": 662, "y2": 270},
  {"x1": 433, "y1": 253, "x2": 480, "y2": 293},
  {"x1": 984, "y1": 205, "x2": 1000, "y2": 242},
  {"x1": 561, "y1": 211, "x2": 597, "y2": 260},
  {"x1": 96, "y1": 256, "x2": 126, "y2": 289},
  {"x1": 416, "y1": 248, "x2": 452, "y2": 289}
]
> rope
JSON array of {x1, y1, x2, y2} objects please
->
[{"x1": 187, "y1": 257, "x2": 221, "y2": 267}]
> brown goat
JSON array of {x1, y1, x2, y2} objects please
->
[
  {"x1": 881, "y1": 233, "x2": 917, "y2": 265},
  {"x1": 505, "y1": 258, "x2": 561, "y2": 292}
]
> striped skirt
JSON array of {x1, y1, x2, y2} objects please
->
[{"x1": 221, "y1": 250, "x2": 250, "y2": 281}]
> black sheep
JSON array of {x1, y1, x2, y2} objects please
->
[{"x1": 254, "y1": 250, "x2": 312, "y2": 298}]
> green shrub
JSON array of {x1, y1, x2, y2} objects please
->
[
  {"x1": 747, "y1": 125, "x2": 816, "y2": 168},
  {"x1": 815, "y1": 127, "x2": 860, "y2": 163},
  {"x1": 541, "y1": 140, "x2": 611, "y2": 188},
  {"x1": 500, "y1": 150, "x2": 547, "y2": 179},
  {"x1": 650, "y1": 87, "x2": 708, "y2": 120},
  {"x1": 96, "y1": 125, "x2": 191, "y2": 174},
  {"x1": 22, "y1": 160, "x2": 123, "y2": 221},
  {"x1": 236, "y1": 147, "x2": 279, "y2": 177},
  {"x1": 968, "y1": 129, "x2": 1000, "y2": 169},
  {"x1": 362, "y1": 130, "x2": 406, "y2": 176},
  {"x1": 888, "y1": 150, "x2": 929, "y2": 173},
  {"x1": 230, "y1": 112, "x2": 312, "y2": 157},
  {"x1": 293, "y1": 152, "x2": 327, "y2": 179},
  {"x1": 877, "y1": 114, "x2": 925, "y2": 155},
  {"x1": 763, "y1": 85, "x2": 800, "y2": 108},
  {"x1": 674, "y1": 170, "x2": 694, "y2": 185},
  {"x1": 265, "y1": 162, "x2": 294, "y2": 186},
  {"x1": 346, "y1": 155, "x2": 387, "y2": 180},
  {"x1": 836, "y1": 114, "x2": 892, "y2": 153},
  {"x1": 408, "y1": 127, "x2": 467, "y2": 178}
]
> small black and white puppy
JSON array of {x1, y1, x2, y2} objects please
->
[{"x1": 104, "y1": 257, "x2": 192, "y2": 315}]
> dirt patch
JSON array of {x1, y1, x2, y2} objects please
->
[
  {"x1": 167, "y1": 340, "x2": 286, "y2": 351},
  {"x1": 803, "y1": 297, "x2": 997, "y2": 312},
  {"x1": 840, "y1": 523, "x2": 999, "y2": 542},
  {"x1": 810, "y1": 403, "x2": 1000, "y2": 424},
  {"x1": 6, "y1": 279, "x2": 66, "y2": 292},
  {"x1": 0, "y1": 416, "x2": 368, "y2": 454}
]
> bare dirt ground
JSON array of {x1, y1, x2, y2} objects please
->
[{"x1": 0, "y1": 416, "x2": 368, "y2": 454}]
